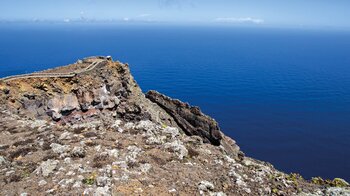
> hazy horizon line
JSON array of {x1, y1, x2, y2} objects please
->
[{"x1": 1, "y1": 19, "x2": 350, "y2": 32}]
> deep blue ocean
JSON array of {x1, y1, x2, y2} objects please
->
[{"x1": 1, "y1": 23, "x2": 350, "y2": 181}]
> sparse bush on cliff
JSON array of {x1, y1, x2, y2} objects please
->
[{"x1": 311, "y1": 177, "x2": 349, "y2": 187}]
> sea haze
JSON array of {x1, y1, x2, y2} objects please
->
[{"x1": 0, "y1": 23, "x2": 350, "y2": 181}]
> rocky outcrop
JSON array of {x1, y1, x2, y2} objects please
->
[
  {"x1": 0, "y1": 57, "x2": 178, "y2": 127},
  {"x1": 47, "y1": 93, "x2": 80, "y2": 121},
  {"x1": 0, "y1": 57, "x2": 349, "y2": 195},
  {"x1": 146, "y1": 90, "x2": 242, "y2": 159},
  {"x1": 146, "y1": 90, "x2": 222, "y2": 145}
]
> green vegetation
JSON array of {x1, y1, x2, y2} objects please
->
[
  {"x1": 161, "y1": 123, "x2": 167, "y2": 128},
  {"x1": 286, "y1": 173, "x2": 304, "y2": 181},
  {"x1": 21, "y1": 170, "x2": 31, "y2": 178},
  {"x1": 286, "y1": 173, "x2": 304, "y2": 187},
  {"x1": 311, "y1": 177, "x2": 349, "y2": 187},
  {"x1": 272, "y1": 188, "x2": 279, "y2": 194},
  {"x1": 82, "y1": 173, "x2": 97, "y2": 185}
]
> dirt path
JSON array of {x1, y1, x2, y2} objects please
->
[{"x1": 0, "y1": 59, "x2": 107, "y2": 82}]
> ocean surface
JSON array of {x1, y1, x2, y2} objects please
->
[{"x1": 1, "y1": 23, "x2": 350, "y2": 181}]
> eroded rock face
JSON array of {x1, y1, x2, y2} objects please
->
[
  {"x1": 0, "y1": 57, "x2": 177, "y2": 127},
  {"x1": 146, "y1": 90, "x2": 222, "y2": 145},
  {"x1": 47, "y1": 93, "x2": 80, "y2": 120},
  {"x1": 146, "y1": 90, "x2": 243, "y2": 159}
]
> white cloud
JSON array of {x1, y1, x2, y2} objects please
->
[{"x1": 214, "y1": 17, "x2": 264, "y2": 24}]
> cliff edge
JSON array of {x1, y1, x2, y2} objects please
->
[{"x1": 0, "y1": 57, "x2": 349, "y2": 195}]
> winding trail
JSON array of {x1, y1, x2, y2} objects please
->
[{"x1": 0, "y1": 59, "x2": 107, "y2": 82}]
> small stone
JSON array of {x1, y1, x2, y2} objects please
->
[
  {"x1": 135, "y1": 120, "x2": 158, "y2": 132},
  {"x1": 71, "y1": 146, "x2": 86, "y2": 158},
  {"x1": 5, "y1": 170, "x2": 15, "y2": 176},
  {"x1": 50, "y1": 143, "x2": 70, "y2": 154},
  {"x1": 66, "y1": 178, "x2": 75, "y2": 185},
  {"x1": 94, "y1": 186, "x2": 111, "y2": 196},
  {"x1": 64, "y1": 157, "x2": 72, "y2": 164},
  {"x1": 210, "y1": 192, "x2": 227, "y2": 196},
  {"x1": 224, "y1": 155, "x2": 236, "y2": 164},
  {"x1": 77, "y1": 175, "x2": 84, "y2": 181},
  {"x1": 96, "y1": 176, "x2": 110, "y2": 187},
  {"x1": 58, "y1": 179, "x2": 66, "y2": 186},
  {"x1": 83, "y1": 188, "x2": 93, "y2": 195},
  {"x1": 203, "y1": 149, "x2": 212, "y2": 155},
  {"x1": 95, "y1": 145, "x2": 101, "y2": 152},
  {"x1": 124, "y1": 122, "x2": 135, "y2": 130},
  {"x1": 46, "y1": 189, "x2": 56, "y2": 194},
  {"x1": 112, "y1": 120, "x2": 122, "y2": 129},
  {"x1": 113, "y1": 97, "x2": 120, "y2": 106},
  {"x1": 73, "y1": 180, "x2": 82, "y2": 188},
  {"x1": 125, "y1": 146, "x2": 142, "y2": 164},
  {"x1": 198, "y1": 181, "x2": 215, "y2": 194},
  {"x1": 145, "y1": 135, "x2": 165, "y2": 145},
  {"x1": 121, "y1": 173, "x2": 129, "y2": 181},
  {"x1": 59, "y1": 131, "x2": 72, "y2": 140},
  {"x1": 20, "y1": 193, "x2": 28, "y2": 196},
  {"x1": 78, "y1": 168, "x2": 87, "y2": 174},
  {"x1": 134, "y1": 188, "x2": 143, "y2": 194},
  {"x1": 58, "y1": 167, "x2": 66, "y2": 172},
  {"x1": 104, "y1": 165, "x2": 113, "y2": 177},
  {"x1": 164, "y1": 140, "x2": 188, "y2": 160},
  {"x1": 169, "y1": 188, "x2": 177, "y2": 193},
  {"x1": 107, "y1": 149, "x2": 119, "y2": 158},
  {"x1": 38, "y1": 180, "x2": 48, "y2": 186},
  {"x1": 244, "y1": 188, "x2": 251, "y2": 194},
  {"x1": 66, "y1": 171, "x2": 75, "y2": 176},
  {"x1": 163, "y1": 126, "x2": 180, "y2": 138},
  {"x1": 52, "y1": 111, "x2": 62, "y2": 121},
  {"x1": 127, "y1": 146, "x2": 142, "y2": 156},
  {"x1": 37, "y1": 159, "x2": 59, "y2": 177},
  {"x1": 0, "y1": 156, "x2": 7, "y2": 165},
  {"x1": 140, "y1": 163, "x2": 152, "y2": 173}
]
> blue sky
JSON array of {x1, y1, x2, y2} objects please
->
[{"x1": 1, "y1": 0, "x2": 349, "y2": 28}]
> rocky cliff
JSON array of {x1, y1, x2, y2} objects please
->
[{"x1": 0, "y1": 57, "x2": 349, "y2": 196}]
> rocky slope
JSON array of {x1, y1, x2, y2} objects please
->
[{"x1": 0, "y1": 56, "x2": 349, "y2": 196}]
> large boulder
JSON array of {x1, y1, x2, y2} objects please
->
[{"x1": 47, "y1": 93, "x2": 80, "y2": 120}]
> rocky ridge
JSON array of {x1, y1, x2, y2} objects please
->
[{"x1": 0, "y1": 56, "x2": 349, "y2": 195}]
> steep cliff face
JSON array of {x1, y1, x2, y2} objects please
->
[
  {"x1": 0, "y1": 57, "x2": 348, "y2": 195},
  {"x1": 146, "y1": 90, "x2": 242, "y2": 160},
  {"x1": 0, "y1": 58, "x2": 176, "y2": 126}
]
